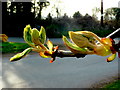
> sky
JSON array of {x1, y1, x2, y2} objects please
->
[{"x1": 42, "y1": 0, "x2": 120, "y2": 18}]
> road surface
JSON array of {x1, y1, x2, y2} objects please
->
[
  {"x1": 1, "y1": 38, "x2": 119, "y2": 88},
  {"x1": 8, "y1": 37, "x2": 64, "y2": 45},
  {"x1": 2, "y1": 53, "x2": 119, "y2": 88}
]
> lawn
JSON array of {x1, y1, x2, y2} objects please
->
[
  {"x1": 0, "y1": 42, "x2": 30, "y2": 53},
  {"x1": 103, "y1": 80, "x2": 120, "y2": 88}
]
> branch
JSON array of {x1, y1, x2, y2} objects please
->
[
  {"x1": 54, "y1": 50, "x2": 86, "y2": 58},
  {"x1": 106, "y1": 28, "x2": 120, "y2": 39},
  {"x1": 52, "y1": 28, "x2": 120, "y2": 58},
  {"x1": 10, "y1": 27, "x2": 120, "y2": 62},
  {"x1": 106, "y1": 28, "x2": 120, "y2": 52}
]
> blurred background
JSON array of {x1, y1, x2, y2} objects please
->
[{"x1": 2, "y1": 0, "x2": 120, "y2": 38}]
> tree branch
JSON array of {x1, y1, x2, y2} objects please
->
[
  {"x1": 52, "y1": 28, "x2": 120, "y2": 58},
  {"x1": 55, "y1": 50, "x2": 86, "y2": 58},
  {"x1": 106, "y1": 28, "x2": 120, "y2": 39}
]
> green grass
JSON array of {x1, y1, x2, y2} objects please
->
[
  {"x1": 103, "y1": 80, "x2": 120, "y2": 88},
  {"x1": 0, "y1": 42, "x2": 30, "y2": 53}
]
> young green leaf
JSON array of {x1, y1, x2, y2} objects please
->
[
  {"x1": 23, "y1": 25, "x2": 34, "y2": 46},
  {"x1": 62, "y1": 36, "x2": 87, "y2": 54},
  {"x1": 10, "y1": 47, "x2": 33, "y2": 62},
  {"x1": 46, "y1": 40, "x2": 53, "y2": 52},
  {"x1": 107, "y1": 53, "x2": 116, "y2": 62},
  {"x1": 69, "y1": 31, "x2": 95, "y2": 49},
  {"x1": 31, "y1": 28, "x2": 40, "y2": 45},
  {"x1": 39, "y1": 51, "x2": 52, "y2": 58},
  {"x1": 39, "y1": 26, "x2": 46, "y2": 44},
  {"x1": 31, "y1": 28, "x2": 48, "y2": 51}
]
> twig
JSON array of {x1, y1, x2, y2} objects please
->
[
  {"x1": 106, "y1": 28, "x2": 120, "y2": 52},
  {"x1": 53, "y1": 28, "x2": 120, "y2": 58},
  {"x1": 55, "y1": 50, "x2": 86, "y2": 58},
  {"x1": 106, "y1": 28, "x2": 120, "y2": 39}
]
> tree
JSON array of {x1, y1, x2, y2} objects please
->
[
  {"x1": 2, "y1": 1, "x2": 34, "y2": 37},
  {"x1": 46, "y1": 13, "x2": 52, "y2": 21},
  {"x1": 92, "y1": 7, "x2": 100, "y2": 20},
  {"x1": 104, "y1": 8, "x2": 120, "y2": 29},
  {"x1": 112, "y1": 8, "x2": 120, "y2": 28},
  {"x1": 73, "y1": 11, "x2": 82, "y2": 19},
  {"x1": 32, "y1": 0, "x2": 50, "y2": 19},
  {"x1": 56, "y1": 7, "x2": 61, "y2": 18},
  {"x1": 51, "y1": 0, "x2": 63, "y2": 18},
  {"x1": 82, "y1": 14, "x2": 94, "y2": 28}
]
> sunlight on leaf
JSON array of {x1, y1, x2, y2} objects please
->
[
  {"x1": 107, "y1": 53, "x2": 116, "y2": 62},
  {"x1": 10, "y1": 25, "x2": 119, "y2": 63},
  {"x1": 46, "y1": 40, "x2": 53, "y2": 52},
  {"x1": 39, "y1": 52, "x2": 51, "y2": 58},
  {"x1": 69, "y1": 31, "x2": 95, "y2": 49},
  {"x1": 23, "y1": 25, "x2": 34, "y2": 46},
  {"x1": 39, "y1": 26, "x2": 46, "y2": 44},
  {"x1": 31, "y1": 28, "x2": 40, "y2": 45},
  {"x1": 62, "y1": 36, "x2": 87, "y2": 54},
  {"x1": 10, "y1": 47, "x2": 33, "y2": 62},
  {"x1": 63, "y1": 31, "x2": 118, "y2": 62}
]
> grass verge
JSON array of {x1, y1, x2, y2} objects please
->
[{"x1": 0, "y1": 42, "x2": 30, "y2": 53}]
